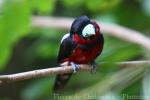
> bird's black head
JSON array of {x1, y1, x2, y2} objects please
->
[{"x1": 70, "y1": 16, "x2": 91, "y2": 35}]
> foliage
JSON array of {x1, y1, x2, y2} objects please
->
[{"x1": 0, "y1": 0, "x2": 56, "y2": 69}]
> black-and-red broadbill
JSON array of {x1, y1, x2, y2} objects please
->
[{"x1": 53, "y1": 16, "x2": 104, "y2": 91}]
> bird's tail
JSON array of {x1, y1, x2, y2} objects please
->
[
  {"x1": 53, "y1": 61, "x2": 73, "y2": 92},
  {"x1": 53, "y1": 73, "x2": 72, "y2": 92}
]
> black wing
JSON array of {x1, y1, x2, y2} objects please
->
[{"x1": 57, "y1": 36, "x2": 77, "y2": 63}]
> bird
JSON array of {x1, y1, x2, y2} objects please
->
[{"x1": 53, "y1": 16, "x2": 104, "y2": 92}]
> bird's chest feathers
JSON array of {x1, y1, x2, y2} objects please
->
[
  {"x1": 72, "y1": 46, "x2": 100, "y2": 62},
  {"x1": 70, "y1": 35, "x2": 101, "y2": 63}
]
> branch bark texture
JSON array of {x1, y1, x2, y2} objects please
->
[{"x1": 0, "y1": 65, "x2": 91, "y2": 85}]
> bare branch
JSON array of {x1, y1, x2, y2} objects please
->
[
  {"x1": 32, "y1": 16, "x2": 150, "y2": 50},
  {"x1": 0, "y1": 64, "x2": 91, "y2": 85},
  {"x1": 0, "y1": 61, "x2": 150, "y2": 85}
]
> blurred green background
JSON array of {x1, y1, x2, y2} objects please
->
[{"x1": 0, "y1": 0, "x2": 150, "y2": 100}]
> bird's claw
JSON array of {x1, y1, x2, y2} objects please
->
[
  {"x1": 70, "y1": 62, "x2": 79, "y2": 73},
  {"x1": 91, "y1": 62, "x2": 97, "y2": 74}
]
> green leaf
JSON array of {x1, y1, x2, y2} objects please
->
[
  {"x1": 29, "y1": 0, "x2": 56, "y2": 14},
  {"x1": 0, "y1": 0, "x2": 31, "y2": 70}
]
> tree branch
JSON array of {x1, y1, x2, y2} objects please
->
[
  {"x1": 0, "y1": 65, "x2": 91, "y2": 85},
  {"x1": 0, "y1": 61, "x2": 150, "y2": 85},
  {"x1": 32, "y1": 16, "x2": 150, "y2": 50}
]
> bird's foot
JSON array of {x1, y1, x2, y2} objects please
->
[
  {"x1": 70, "y1": 62, "x2": 79, "y2": 73},
  {"x1": 90, "y1": 61, "x2": 97, "y2": 74}
]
